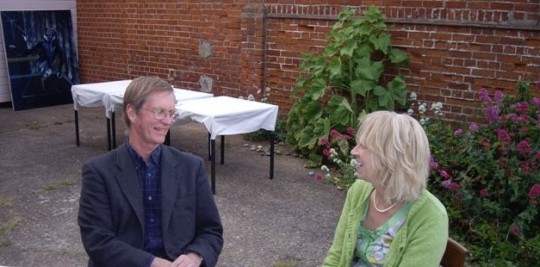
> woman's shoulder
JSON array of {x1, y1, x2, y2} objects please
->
[{"x1": 412, "y1": 189, "x2": 448, "y2": 218}]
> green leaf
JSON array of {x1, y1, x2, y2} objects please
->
[
  {"x1": 327, "y1": 58, "x2": 342, "y2": 80},
  {"x1": 389, "y1": 48, "x2": 410, "y2": 65},
  {"x1": 340, "y1": 41, "x2": 357, "y2": 57},
  {"x1": 308, "y1": 78, "x2": 327, "y2": 100},
  {"x1": 350, "y1": 79, "x2": 374, "y2": 96},
  {"x1": 328, "y1": 96, "x2": 354, "y2": 126}
]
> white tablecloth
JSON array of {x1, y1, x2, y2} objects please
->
[
  {"x1": 71, "y1": 80, "x2": 213, "y2": 118},
  {"x1": 176, "y1": 96, "x2": 279, "y2": 139},
  {"x1": 71, "y1": 80, "x2": 131, "y2": 117}
]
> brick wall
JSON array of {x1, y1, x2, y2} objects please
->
[{"x1": 76, "y1": 0, "x2": 540, "y2": 123}]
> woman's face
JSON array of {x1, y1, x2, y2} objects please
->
[{"x1": 350, "y1": 143, "x2": 375, "y2": 183}]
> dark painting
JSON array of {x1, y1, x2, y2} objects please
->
[{"x1": 1, "y1": 10, "x2": 79, "y2": 110}]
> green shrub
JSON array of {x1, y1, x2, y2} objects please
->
[{"x1": 286, "y1": 6, "x2": 409, "y2": 167}]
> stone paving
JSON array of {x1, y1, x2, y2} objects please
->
[{"x1": 0, "y1": 103, "x2": 345, "y2": 266}]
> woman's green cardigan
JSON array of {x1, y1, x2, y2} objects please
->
[{"x1": 323, "y1": 180, "x2": 448, "y2": 267}]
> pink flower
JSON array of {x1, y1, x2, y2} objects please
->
[
  {"x1": 346, "y1": 127, "x2": 355, "y2": 136},
  {"x1": 517, "y1": 140, "x2": 531, "y2": 156},
  {"x1": 515, "y1": 102, "x2": 529, "y2": 115},
  {"x1": 479, "y1": 88, "x2": 491, "y2": 103},
  {"x1": 330, "y1": 129, "x2": 340, "y2": 137},
  {"x1": 468, "y1": 123, "x2": 479, "y2": 133},
  {"x1": 314, "y1": 172, "x2": 324, "y2": 182},
  {"x1": 429, "y1": 157, "x2": 439, "y2": 170},
  {"x1": 440, "y1": 170, "x2": 451, "y2": 179},
  {"x1": 441, "y1": 180, "x2": 459, "y2": 192},
  {"x1": 320, "y1": 138, "x2": 329, "y2": 146},
  {"x1": 494, "y1": 90, "x2": 504, "y2": 103},
  {"x1": 497, "y1": 129, "x2": 511, "y2": 144},
  {"x1": 322, "y1": 149, "x2": 331, "y2": 157},
  {"x1": 484, "y1": 106, "x2": 500, "y2": 123},
  {"x1": 528, "y1": 184, "x2": 540, "y2": 200},
  {"x1": 510, "y1": 225, "x2": 521, "y2": 236},
  {"x1": 453, "y1": 128, "x2": 464, "y2": 136},
  {"x1": 532, "y1": 97, "x2": 540, "y2": 109},
  {"x1": 479, "y1": 188, "x2": 488, "y2": 197}
]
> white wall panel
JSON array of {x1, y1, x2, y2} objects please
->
[{"x1": 0, "y1": 0, "x2": 77, "y2": 103}]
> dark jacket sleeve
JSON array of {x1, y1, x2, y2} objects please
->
[
  {"x1": 78, "y1": 152, "x2": 153, "y2": 267},
  {"x1": 162, "y1": 149, "x2": 224, "y2": 267}
]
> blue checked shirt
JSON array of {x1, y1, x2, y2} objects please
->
[{"x1": 126, "y1": 142, "x2": 166, "y2": 262}]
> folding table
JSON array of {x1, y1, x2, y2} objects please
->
[
  {"x1": 71, "y1": 80, "x2": 213, "y2": 149},
  {"x1": 175, "y1": 96, "x2": 279, "y2": 194}
]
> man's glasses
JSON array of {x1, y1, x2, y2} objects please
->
[{"x1": 141, "y1": 107, "x2": 179, "y2": 121}]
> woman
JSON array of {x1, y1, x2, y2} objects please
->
[{"x1": 323, "y1": 111, "x2": 448, "y2": 266}]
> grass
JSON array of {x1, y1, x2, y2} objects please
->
[
  {"x1": 25, "y1": 121, "x2": 41, "y2": 130},
  {"x1": 0, "y1": 216, "x2": 22, "y2": 247},
  {"x1": 273, "y1": 257, "x2": 302, "y2": 267},
  {"x1": 0, "y1": 196, "x2": 13, "y2": 207},
  {"x1": 36, "y1": 179, "x2": 77, "y2": 192}
]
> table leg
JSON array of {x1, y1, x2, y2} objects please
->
[
  {"x1": 75, "y1": 110, "x2": 80, "y2": 146},
  {"x1": 107, "y1": 118, "x2": 112, "y2": 151},
  {"x1": 111, "y1": 111, "x2": 116, "y2": 148},
  {"x1": 220, "y1": 135, "x2": 225, "y2": 165},
  {"x1": 207, "y1": 133, "x2": 211, "y2": 160},
  {"x1": 270, "y1": 131, "x2": 275, "y2": 179},
  {"x1": 211, "y1": 138, "x2": 216, "y2": 195},
  {"x1": 165, "y1": 130, "x2": 171, "y2": 146}
]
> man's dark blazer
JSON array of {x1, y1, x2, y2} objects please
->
[{"x1": 78, "y1": 143, "x2": 223, "y2": 267}]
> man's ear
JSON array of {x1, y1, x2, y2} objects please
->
[{"x1": 126, "y1": 104, "x2": 137, "y2": 122}]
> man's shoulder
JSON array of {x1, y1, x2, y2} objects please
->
[
  {"x1": 161, "y1": 146, "x2": 204, "y2": 163},
  {"x1": 84, "y1": 145, "x2": 124, "y2": 167}
]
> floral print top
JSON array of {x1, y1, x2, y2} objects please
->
[{"x1": 351, "y1": 201, "x2": 414, "y2": 267}]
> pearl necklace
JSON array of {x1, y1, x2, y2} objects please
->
[{"x1": 373, "y1": 190, "x2": 397, "y2": 213}]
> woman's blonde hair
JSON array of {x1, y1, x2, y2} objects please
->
[
  {"x1": 356, "y1": 110, "x2": 430, "y2": 203},
  {"x1": 122, "y1": 76, "x2": 174, "y2": 128}
]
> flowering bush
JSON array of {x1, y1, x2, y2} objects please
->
[
  {"x1": 314, "y1": 80, "x2": 539, "y2": 265},
  {"x1": 316, "y1": 127, "x2": 358, "y2": 190},
  {"x1": 423, "y1": 80, "x2": 540, "y2": 266}
]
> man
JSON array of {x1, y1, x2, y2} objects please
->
[{"x1": 78, "y1": 76, "x2": 223, "y2": 267}]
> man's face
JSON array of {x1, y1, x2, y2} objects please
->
[{"x1": 128, "y1": 90, "x2": 176, "y2": 147}]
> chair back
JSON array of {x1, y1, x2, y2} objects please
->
[{"x1": 440, "y1": 237, "x2": 469, "y2": 267}]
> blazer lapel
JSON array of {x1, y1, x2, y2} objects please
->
[
  {"x1": 114, "y1": 144, "x2": 145, "y2": 228},
  {"x1": 160, "y1": 147, "x2": 179, "y2": 232}
]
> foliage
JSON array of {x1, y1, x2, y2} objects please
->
[
  {"x1": 285, "y1": 6, "x2": 409, "y2": 167},
  {"x1": 423, "y1": 80, "x2": 540, "y2": 266},
  {"x1": 314, "y1": 79, "x2": 540, "y2": 266},
  {"x1": 316, "y1": 127, "x2": 358, "y2": 190}
]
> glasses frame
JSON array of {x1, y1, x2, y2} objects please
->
[{"x1": 141, "y1": 107, "x2": 179, "y2": 121}]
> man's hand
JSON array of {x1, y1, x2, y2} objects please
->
[
  {"x1": 171, "y1": 252, "x2": 203, "y2": 267},
  {"x1": 150, "y1": 257, "x2": 172, "y2": 267}
]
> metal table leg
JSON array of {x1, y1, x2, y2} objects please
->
[
  {"x1": 270, "y1": 131, "x2": 275, "y2": 179},
  {"x1": 111, "y1": 111, "x2": 116, "y2": 148},
  {"x1": 75, "y1": 110, "x2": 80, "y2": 146},
  {"x1": 211, "y1": 138, "x2": 216, "y2": 195}
]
